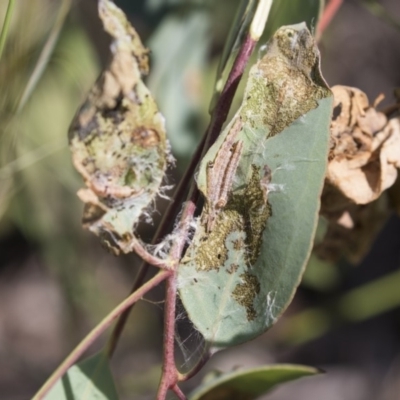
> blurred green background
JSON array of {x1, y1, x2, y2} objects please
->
[{"x1": 1, "y1": 1, "x2": 400, "y2": 399}]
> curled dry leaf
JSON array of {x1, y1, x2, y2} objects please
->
[
  {"x1": 327, "y1": 85, "x2": 400, "y2": 205},
  {"x1": 317, "y1": 85, "x2": 400, "y2": 263},
  {"x1": 69, "y1": 0, "x2": 172, "y2": 254}
]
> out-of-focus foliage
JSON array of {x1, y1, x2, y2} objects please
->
[
  {"x1": 147, "y1": 10, "x2": 210, "y2": 160},
  {"x1": 189, "y1": 364, "x2": 320, "y2": 400},
  {"x1": 46, "y1": 352, "x2": 118, "y2": 400},
  {"x1": 0, "y1": 0, "x2": 102, "y2": 316}
]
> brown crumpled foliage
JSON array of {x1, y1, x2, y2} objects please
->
[
  {"x1": 316, "y1": 85, "x2": 400, "y2": 263},
  {"x1": 328, "y1": 85, "x2": 400, "y2": 203}
]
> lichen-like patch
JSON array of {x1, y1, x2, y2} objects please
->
[
  {"x1": 194, "y1": 209, "x2": 243, "y2": 271},
  {"x1": 241, "y1": 26, "x2": 330, "y2": 138},
  {"x1": 232, "y1": 273, "x2": 260, "y2": 321},
  {"x1": 239, "y1": 165, "x2": 271, "y2": 265},
  {"x1": 195, "y1": 165, "x2": 270, "y2": 271}
]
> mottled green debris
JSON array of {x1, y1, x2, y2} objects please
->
[
  {"x1": 179, "y1": 23, "x2": 333, "y2": 348},
  {"x1": 69, "y1": 0, "x2": 172, "y2": 254}
]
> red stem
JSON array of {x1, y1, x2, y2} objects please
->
[
  {"x1": 205, "y1": 33, "x2": 257, "y2": 151},
  {"x1": 178, "y1": 350, "x2": 210, "y2": 382},
  {"x1": 172, "y1": 384, "x2": 187, "y2": 400},
  {"x1": 111, "y1": 17, "x2": 259, "y2": 400},
  {"x1": 155, "y1": 34, "x2": 259, "y2": 400},
  {"x1": 317, "y1": 0, "x2": 343, "y2": 37},
  {"x1": 157, "y1": 200, "x2": 197, "y2": 398},
  {"x1": 107, "y1": 135, "x2": 208, "y2": 359},
  {"x1": 127, "y1": 236, "x2": 169, "y2": 269},
  {"x1": 157, "y1": 273, "x2": 179, "y2": 399}
]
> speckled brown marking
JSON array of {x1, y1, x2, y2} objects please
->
[
  {"x1": 232, "y1": 273, "x2": 260, "y2": 321},
  {"x1": 242, "y1": 26, "x2": 330, "y2": 138},
  {"x1": 227, "y1": 263, "x2": 239, "y2": 274},
  {"x1": 132, "y1": 126, "x2": 160, "y2": 147},
  {"x1": 232, "y1": 238, "x2": 244, "y2": 251},
  {"x1": 192, "y1": 164, "x2": 271, "y2": 271}
]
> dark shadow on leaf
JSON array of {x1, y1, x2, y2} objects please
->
[{"x1": 61, "y1": 373, "x2": 75, "y2": 400}]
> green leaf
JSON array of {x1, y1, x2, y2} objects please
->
[
  {"x1": 45, "y1": 352, "x2": 118, "y2": 400},
  {"x1": 178, "y1": 24, "x2": 333, "y2": 348},
  {"x1": 189, "y1": 364, "x2": 321, "y2": 400}
]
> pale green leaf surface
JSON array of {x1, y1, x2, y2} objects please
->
[
  {"x1": 179, "y1": 24, "x2": 332, "y2": 348},
  {"x1": 45, "y1": 353, "x2": 118, "y2": 400},
  {"x1": 189, "y1": 364, "x2": 320, "y2": 400}
]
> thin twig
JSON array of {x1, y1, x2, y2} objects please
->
[
  {"x1": 157, "y1": 273, "x2": 179, "y2": 399},
  {"x1": 205, "y1": 33, "x2": 257, "y2": 155},
  {"x1": 32, "y1": 270, "x2": 171, "y2": 400},
  {"x1": 157, "y1": 200, "x2": 197, "y2": 399},
  {"x1": 178, "y1": 350, "x2": 211, "y2": 382},
  {"x1": 317, "y1": 0, "x2": 343, "y2": 38},
  {"x1": 172, "y1": 384, "x2": 187, "y2": 400},
  {"x1": 126, "y1": 236, "x2": 170, "y2": 269},
  {"x1": 106, "y1": 133, "x2": 207, "y2": 358},
  {"x1": 155, "y1": 19, "x2": 265, "y2": 400}
]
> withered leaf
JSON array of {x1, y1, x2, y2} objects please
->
[
  {"x1": 69, "y1": 0, "x2": 172, "y2": 254},
  {"x1": 327, "y1": 85, "x2": 400, "y2": 205},
  {"x1": 318, "y1": 85, "x2": 400, "y2": 263}
]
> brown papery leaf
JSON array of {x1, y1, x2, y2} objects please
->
[
  {"x1": 317, "y1": 85, "x2": 400, "y2": 263},
  {"x1": 327, "y1": 85, "x2": 400, "y2": 205}
]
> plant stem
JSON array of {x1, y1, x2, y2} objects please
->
[
  {"x1": 0, "y1": 0, "x2": 16, "y2": 64},
  {"x1": 157, "y1": 200, "x2": 197, "y2": 399},
  {"x1": 126, "y1": 236, "x2": 169, "y2": 269},
  {"x1": 154, "y1": 16, "x2": 267, "y2": 398},
  {"x1": 106, "y1": 136, "x2": 206, "y2": 358},
  {"x1": 178, "y1": 350, "x2": 211, "y2": 382},
  {"x1": 33, "y1": 270, "x2": 170, "y2": 400},
  {"x1": 172, "y1": 384, "x2": 187, "y2": 400},
  {"x1": 317, "y1": 0, "x2": 343, "y2": 37},
  {"x1": 109, "y1": 0, "x2": 268, "y2": 384},
  {"x1": 204, "y1": 33, "x2": 257, "y2": 155},
  {"x1": 157, "y1": 272, "x2": 180, "y2": 399}
]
